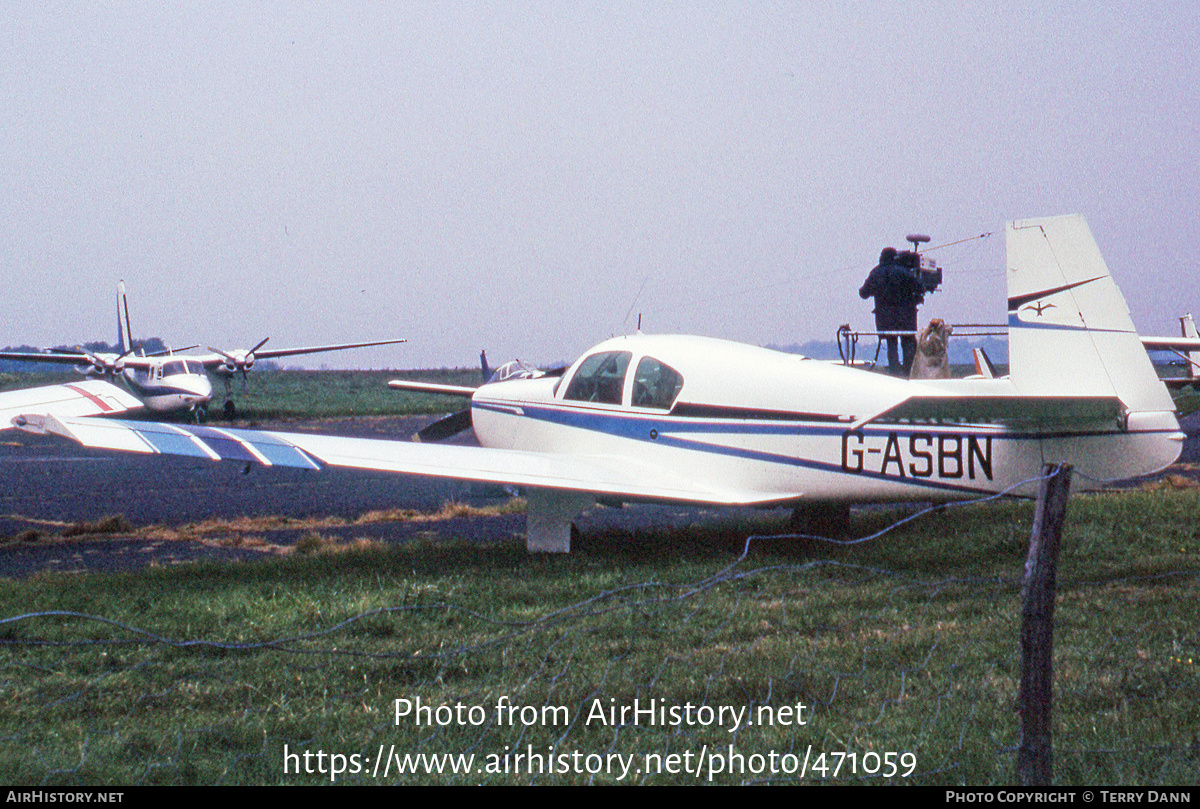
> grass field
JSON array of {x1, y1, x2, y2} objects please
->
[
  {"x1": 2, "y1": 367, "x2": 1198, "y2": 785},
  {"x1": 0, "y1": 487, "x2": 1196, "y2": 785}
]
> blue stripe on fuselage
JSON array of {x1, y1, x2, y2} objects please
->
[{"x1": 472, "y1": 399, "x2": 1015, "y2": 495}]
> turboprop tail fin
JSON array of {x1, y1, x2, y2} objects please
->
[
  {"x1": 116, "y1": 281, "x2": 135, "y2": 356},
  {"x1": 1005, "y1": 215, "x2": 1176, "y2": 414}
]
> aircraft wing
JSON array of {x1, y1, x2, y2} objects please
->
[
  {"x1": 243, "y1": 338, "x2": 408, "y2": 360},
  {"x1": 0, "y1": 350, "x2": 160, "y2": 369},
  {"x1": 191, "y1": 339, "x2": 407, "y2": 367},
  {"x1": 1, "y1": 380, "x2": 143, "y2": 429},
  {"x1": 0, "y1": 350, "x2": 81, "y2": 365},
  {"x1": 16, "y1": 415, "x2": 799, "y2": 507}
]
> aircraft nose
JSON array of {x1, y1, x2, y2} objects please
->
[{"x1": 185, "y1": 376, "x2": 213, "y2": 401}]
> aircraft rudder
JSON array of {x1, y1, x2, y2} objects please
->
[{"x1": 1005, "y1": 215, "x2": 1175, "y2": 413}]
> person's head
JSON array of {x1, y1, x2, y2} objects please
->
[{"x1": 880, "y1": 247, "x2": 898, "y2": 264}]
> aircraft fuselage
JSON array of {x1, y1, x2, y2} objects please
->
[
  {"x1": 120, "y1": 360, "x2": 213, "y2": 414},
  {"x1": 469, "y1": 334, "x2": 1182, "y2": 505}
]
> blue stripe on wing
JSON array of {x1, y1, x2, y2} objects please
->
[
  {"x1": 251, "y1": 438, "x2": 322, "y2": 469},
  {"x1": 133, "y1": 423, "x2": 322, "y2": 470},
  {"x1": 187, "y1": 425, "x2": 262, "y2": 464},
  {"x1": 101, "y1": 421, "x2": 214, "y2": 459}
]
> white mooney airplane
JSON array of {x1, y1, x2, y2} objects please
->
[
  {"x1": 0, "y1": 283, "x2": 406, "y2": 418},
  {"x1": 13, "y1": 215, "x2": 1186, "y2": 552}
]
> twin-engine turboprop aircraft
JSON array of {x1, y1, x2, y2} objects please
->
[
  {"x1": 14, "y1": 215, "x2": 1187, "y2": 552},
  {"x1": 0, "y1": 283, "x2": 214, "y2": 415},
  {"x1": 1, "y1": 282, "x2": 405, "y2": 419}
]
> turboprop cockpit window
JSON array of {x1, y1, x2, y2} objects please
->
[
  {"x1": 162, "y1": 360, "x2": 200, "y2": 376},
  {"x1": 632, "y1": 357, "x2": 684, "y2": 410},
  {"x1": 563, "y1": 351, "x2": 631, "y2": 405}
]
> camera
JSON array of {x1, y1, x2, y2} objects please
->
[
  {"x1": 896, "y1": 249, "x2": 942, "y2": 293},
  {"x1": 897, "y1": 233, "x2": 941, "y2": 294}
]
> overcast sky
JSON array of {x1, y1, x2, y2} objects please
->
[{"x1": 3, "y1": 2, "x2": 1197, "y2": 369}]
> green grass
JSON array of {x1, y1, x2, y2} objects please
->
[
  {"x1": 0, "y1": 489, "x2": 1196, "y2": 785},
  {"x1": 210, "y1": 368, "x2": 484, "y2": 419}
]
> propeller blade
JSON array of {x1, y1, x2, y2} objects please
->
[
  {"x1": 249, "y1": 337, "x2": 270, "y2": 355},
  {"x1": 414, "y1": 410, "x2": 472, "y2": 443}
]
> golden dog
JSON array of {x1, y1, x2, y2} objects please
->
[{"x1": 910, "y1": 318, "x2": 953, "y2": 379}]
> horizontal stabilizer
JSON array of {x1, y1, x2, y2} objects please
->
[
  {"x1": 1141, "y1": 336, "x2": 1200, "y2": 352},
  {"x1": 1146, "y1": 313, "x2": 1200, "y2": 390},
  {"x1": 853, "y1": 394, "x2": 1124, "y2": 430},
  {"x1": 388, "y1": 379, "x2": 478, "y2": 397}
]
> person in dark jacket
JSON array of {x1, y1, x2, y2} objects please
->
[{"x1": 859, "y1": 247, "x2": 924, "y2": 375}]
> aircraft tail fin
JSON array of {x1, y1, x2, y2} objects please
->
[
  {"x1": 971, "y1": 347, "x2": 998, "y2": 379},
  {"x1": 116, "y1": 281, "x2": 134, "y2": 356},
  {"x1": 1005, "y1": 215, "x2": 1176, "y2": 414}
]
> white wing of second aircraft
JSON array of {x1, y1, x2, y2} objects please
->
[
  {"x1": 15, "y1": 414, "x2": 800, "y2": 507},
  {"x1": 1, "y1": 380, "x2": 143, "y2": 430}
]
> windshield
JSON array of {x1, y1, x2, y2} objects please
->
[
  {"x1": 161, "y1": 360, "x2": 199, "y2": 376},
  {"x1": 562, "y1": 351, "x2": 631, "y2": 405}
]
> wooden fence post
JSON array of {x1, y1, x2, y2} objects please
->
[{"x1": 1017, "y1": 462, "x2": 1073, "y2": 786}]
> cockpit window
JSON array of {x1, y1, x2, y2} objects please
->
[
  {"x1": 632, "y1": 356, "x2": 684, "y2": 410},
  {"x1": 563, "y1": 351, "x2": 631, "y2": 405},
  {"x1": 162, "y1": 360, "x2": 200, "y2": 376}
]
